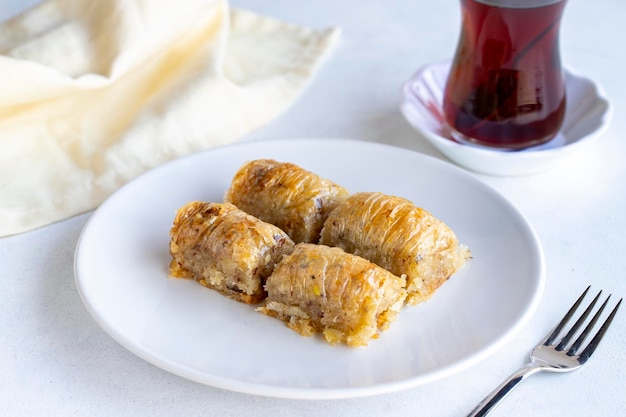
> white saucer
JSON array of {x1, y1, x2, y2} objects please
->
[{"x1": 400, "y1": 61, "x2": 612, "y2": 176}]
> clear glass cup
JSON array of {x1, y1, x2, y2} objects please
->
[{"x1": 443, "y1": 0, "x2": 568, "y2": 150}]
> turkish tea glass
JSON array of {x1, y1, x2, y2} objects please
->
[{"x1": 443, "y1": 0, "x2": 568, "y2": 149}]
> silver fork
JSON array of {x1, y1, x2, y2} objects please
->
[{"x1": 467, "y1": 286, "x2": 622, "y2": 417}]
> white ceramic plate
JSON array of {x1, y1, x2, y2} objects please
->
[
  {"x1": 401, "y1": 62, "x2": 612, "y2": 176},
  {"x1": 74, "y1": 138, "x2": 544, "y2": 399}
]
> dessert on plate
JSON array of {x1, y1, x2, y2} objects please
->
[
  {"x1": 169, "y1": 201, "x2": 295, "y2": 304},
  {"x1": 320, "y1": 192, "x2": 470, "y2": 304},
  {"x1": 259, "y1": 243, "x2": 407, "y2": 347},
  {"x1": 225, "y1": 159, "x2": 349, "y2": 243}
]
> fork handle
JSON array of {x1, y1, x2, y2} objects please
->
[{"x1": 467, "y1": 364, "x2": 544, "y2": 417}]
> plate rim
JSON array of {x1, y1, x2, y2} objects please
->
[{"x1": 74, "y1": 137, "x2": 546, "y2": 399}]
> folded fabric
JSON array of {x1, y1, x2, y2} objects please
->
[{"x1": 0, "y1": 0, "x2": 339, "y2": 237}]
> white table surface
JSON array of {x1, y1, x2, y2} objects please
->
[{"x1": 2, "y1": 1, "x2": 625, "y2": 416}]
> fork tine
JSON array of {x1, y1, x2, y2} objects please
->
[
  {"x1": 555, "y1": 290, "x2": 602, "y2": 351},
  {"x1": 576, "y1": 298, "x2": 622, "y2": 362},
  {"x1": 543, "y1": 286, "x2": 590, "y2": 346},
  {"x1": 564, "y1": 293, "x2": 609, "y2": 353}
]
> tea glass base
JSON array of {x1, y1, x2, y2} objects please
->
[{"x1": 447, "y1": 126, "x2": 561, "y2": 152}]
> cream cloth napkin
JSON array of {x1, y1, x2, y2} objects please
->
[{"x1": 0, "y1": 0, "x2": 339, "y2": 237}]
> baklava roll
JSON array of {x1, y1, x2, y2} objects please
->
[
  {"x1": 169, "y1": 202, "x2": 295, "y2": 304},
  {"x1": 319, "y1": 192, "x2": 470, "y2": 305},
  {"x1": 224, "y1": 159, "x2": 349, "y2": 244},
  {"x1": 259, "y1": 243, "x2": 407, "y2": 347}
]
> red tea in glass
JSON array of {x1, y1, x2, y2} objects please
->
[{"x1": 443, "y1": 0, "x2": 567, "y2": 149}]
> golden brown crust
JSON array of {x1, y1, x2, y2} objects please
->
[
  {"x1": 319, "y1": 192, "x2": 470, "y2": 304},
  {"x1": 169, "y1": 201, "x2": 295, "y2": 304},
  {"x1": 259, "y1": 243, "x2": 407, "y2": 347},
  {"x1": 224, "y1": 159, "x2": 349, "y2": 244}
]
